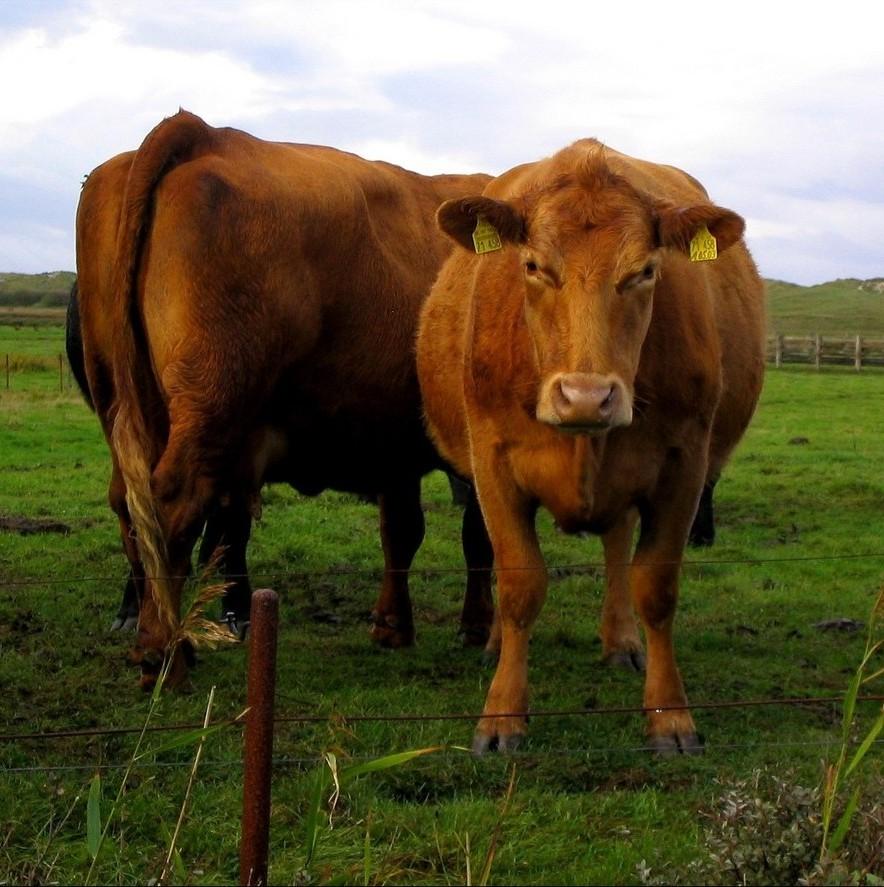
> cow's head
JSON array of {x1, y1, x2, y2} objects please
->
[{"x1": 436, "y1": 145, "x2": 744, "y2": 434}]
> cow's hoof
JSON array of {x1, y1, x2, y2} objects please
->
[
  {"x1": 459, "y1": 624, "x2": 491, "y2": 648},
  {"x1": 369, "y1": 612, "x2": 414, "y2": 648},
  {"x1": 472, "y1": 730, "x2": 524, "y2": 756},
  {"x1": 137, "y1": 645, "x2": 192, "y2": 691},
  {"x1": 646, "y1": 732, "x2": 704, "y2": 756},
  {"x1": 603, "y1": 649, "x2": 646, "y2": 673},
  {"x1": 222, "y1": 612, "x2": 250, "y2": 641},
  {"x1": 138, "y1": 650, "x2": 164, "y2": 692},
  {"x1": 481, "y1": 649, "x2": 499, "y2": 668},
  {"x1": 111, "y1": 615, "x2": 139, "y2": 632}
]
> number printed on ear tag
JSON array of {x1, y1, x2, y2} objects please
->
[
  {"x1": 690, "y1": 225, "x2": 717, "y2": 262},
  {"x1": 472, "y1": 217, "x2": 502, "y2": 255}
]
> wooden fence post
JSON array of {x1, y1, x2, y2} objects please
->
[
  {"x1": 814, "y1": 333, "x2": 822, "y2": 370},
  {"x1": 775, "y1": 334, "x2": 783, "y2": 368},
  {"x1": 855, "y1": 335, "x2": 862, "y2": 372}
]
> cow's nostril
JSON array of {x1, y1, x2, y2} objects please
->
[{"x1": 600, "y1": 387, "x2": 616, "y2": 414}]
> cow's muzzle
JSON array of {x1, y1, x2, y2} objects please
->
[{"x1": 538, "y1": 372, "x2": 632, "y2": 432}]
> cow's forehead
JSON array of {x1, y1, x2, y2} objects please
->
[
  {"x1": 526, "y1": 179, "x2": 655, "y2": 264},
  {"x1": 523, "y1": 149, "x2": 655, "y2": 244}
]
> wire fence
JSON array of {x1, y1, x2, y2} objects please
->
[
  {"x1": 2, "y1": 554, "x2": 881, "y2": 773},
  {"x1": 2, "y1": 693, "x2": 882, "y2": 782}
]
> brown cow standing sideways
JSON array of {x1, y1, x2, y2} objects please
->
[
  {"x1": 77, "y1": 110, "x2": 494, "y2": 686},
  {"x1": 417, "y1": 140, "x2": 765, "y2": 753}
]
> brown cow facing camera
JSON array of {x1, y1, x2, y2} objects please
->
[
  {"x1": 77, "y1": 110, "x2": 494, "y2": 687},
  {"x1": 417, "y1": 140, "x2": 765, "y2": 753}
]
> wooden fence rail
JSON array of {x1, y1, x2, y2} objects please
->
[{"x1": 766, "y1": 335, "x2": 884, "y2": 370}]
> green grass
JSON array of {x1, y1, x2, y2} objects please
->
[{"x1": 1, "y1": 353, "x2": 883, "y2": 883}]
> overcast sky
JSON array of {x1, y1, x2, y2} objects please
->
[{"x1": 1, "y1": 0, "x2": 882, "y2": 285}]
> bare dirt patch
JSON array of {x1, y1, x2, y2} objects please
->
[{"x1": 0, "y1": 514, "x2": 71, "y2": 535}]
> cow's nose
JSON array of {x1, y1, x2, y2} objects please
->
[{"x1": 550, "y1": 373, "x2": 628, "y2": 429}]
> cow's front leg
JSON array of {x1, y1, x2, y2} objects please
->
[
  {"x1": 631, "y1": 463, "x2": 706, "y2": 753},
  {"x1": 370, "y1": 476, "x2": 424, "y2": 648},
  {"x1": 471, "y1": 465, "x2": 545, "y2": 753},
  {"x1": 600, "y1": 507, "x2": 644, "y2": 671},
  {"x1": 459, "y1": 485, "x2": 495, "y2": 647}
]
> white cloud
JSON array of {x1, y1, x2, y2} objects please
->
[
  {"x1": 347, "y1": 137, "x2": 486, "y2": 175},
  {"x1": 0, "y1": 0, "x2": 881, "y2": 281},
  {"x1": 0, "y1": 224, "x2": 74, "y2": 274},
  {"x1": 0, "y1": 21, "x2": 274, "y2": 130}
]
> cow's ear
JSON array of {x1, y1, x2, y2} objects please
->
[
  {"x1": 437, "y1": 196, "x2": 526, "y2": 252},
  {"x1": 655, "y1": 202, "x2": 745, "y2": 255}
]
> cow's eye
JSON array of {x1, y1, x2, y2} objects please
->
[
  {"x1": 623, "y1": 262, "x2": 657, "y2": 290},
  {"x1": 525, "y1": 260, "x2": 539, "y2": 275}
]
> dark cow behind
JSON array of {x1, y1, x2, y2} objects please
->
[
  {"x1": 76, "y1": 110, "x2": 494, "y2": 685},
  {"x1": 417, "y1": 140, "x2": 765, "y2": 753}
]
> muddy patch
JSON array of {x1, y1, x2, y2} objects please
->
[{"x1": 0, "y1": 514, "x2": 71, "y2": 535}]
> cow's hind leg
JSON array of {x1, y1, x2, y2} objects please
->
[
  {"x1": 370, "y1": 476, "x2": 424, "y2": 648},
  {"x1": 600, "y1": 508, "x2": 644, "y2": 672},
  {"x1": 688, "y1": 479, "x2": 716, "y2": 547},
  {"x1": 133, "y1": 423, "x2": 220, "y2": 690},
  {"x1": 197, "y1": 499, "x2": 253, "y2": 638},
  {"x1": 108, "y1": 464, "x2": 144, "y2": 632}
]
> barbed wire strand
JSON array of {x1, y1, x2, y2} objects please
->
[{"x1": 2, "y1": 694, "x2": 881, "y2": 745}]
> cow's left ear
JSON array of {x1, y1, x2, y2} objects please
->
[
  {"x1": 654, "y1": 202, "x2": 745, "y2": 256},
  {"x1": 436, "y1": 196, "x2": 526, "y2": 252}
]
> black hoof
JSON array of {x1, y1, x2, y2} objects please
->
[
  {"x1": 110, "y1": 615, "x2": 139, "y2": 632},
  {"x1": 222, "y1": 612, "x2": 250, "y2": 641},
  {"x1": 603, "y1": 650, "x2": 646, "y2": 673},
  {"x1": 481, "y1": 649, "x2": 499, "y2": 668},
  {"x1": 647, "y1": 733, "x2": 704, "y2": 756},
  {"x1": 459, "y1": 626, "x2": 491, "y2": 648},
  {"x1": 472, "y1": 731, "x2": 523, "y2": 756}
]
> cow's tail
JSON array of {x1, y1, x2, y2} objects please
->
[
  {"x1": 65, "y1": 280, "x2": 94, "y2": 411},
  {"x1": 109, "y1": 110, "x2": 214, "y2": 636}
]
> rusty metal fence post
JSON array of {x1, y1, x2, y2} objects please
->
[{"x1": 240, "y1": 589, "x2": 279, "y2": 887}]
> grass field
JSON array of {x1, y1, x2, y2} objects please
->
[{"x1": 1, "y1": 340, "x2": 882, "y2": 883}]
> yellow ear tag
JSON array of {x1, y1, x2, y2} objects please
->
[
  {"x1": 689, "y1": 225, "x2": 718, "y2": 262},
  {"x1": 472, "y1": 216, "x2": 502, "y2": 255}
]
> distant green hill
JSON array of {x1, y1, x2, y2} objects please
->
[
  {"x1": 766, "y1": 277, "x2": 884, "y2": 336},
  {"x1": 1, "y1": 271, "x2": 883, "y2": 336},
  {"x1": 0, "y1": 271, "x2": 76, "y2": 308}
]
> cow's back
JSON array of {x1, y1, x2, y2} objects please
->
[{"x1": 128, "y1": 121, "x2": 488, "y2": 494}]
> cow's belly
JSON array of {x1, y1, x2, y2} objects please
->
[{"x1": 260, "y1": 412, "x2": 438, "y2": 497}]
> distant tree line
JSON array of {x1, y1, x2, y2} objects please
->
[{"x1": 0, "y1": 271, "x2": 76, "y2": 308}]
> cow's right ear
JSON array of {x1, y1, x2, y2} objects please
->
[{"x1": 436, "y1": 196, "x2": 526, "y2": 252}]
